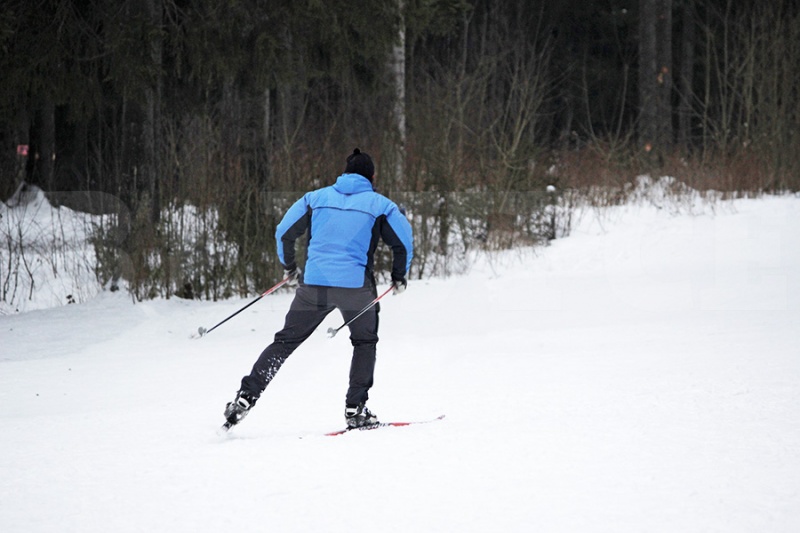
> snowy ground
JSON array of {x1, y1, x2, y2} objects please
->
[{"x1": 2, "y1": 194, "x2": 799, "y2": 532}]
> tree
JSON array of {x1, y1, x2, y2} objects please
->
[
  {"x1": 388, "y1": 0, "x2": 407, "y2": 190},
  {"x1": 638, "y1": 0, "x2": 673, "y2": 156},
  {"x1": 677, "y1": 0, "x2": 696, "y2": 151},
  {"x1": 143, "y1": 0, "x2": 164, "y2": 223}
]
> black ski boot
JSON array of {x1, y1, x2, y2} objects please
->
[
  {"x1": 345, "y1": 403, "x2": 378, "y2": 428},
  {"x1": 222, "y1": 391, "x2": 256, "y2": 430}
]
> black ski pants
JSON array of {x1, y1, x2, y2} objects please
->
[{"x1": 239, "y1": 282, "x2": 379, "y2": 406}]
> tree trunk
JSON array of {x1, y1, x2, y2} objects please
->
[
  {"x1": 39, "y1": 99, "x2": 56, "y2": 190},
  {"x1": 389, "y1": 0, "x2": 406, "y2": 189},
  {"x1": 638, "y1": 0, "x2": 673, "y2": 157},
  {"x1": 638, "y1": 0, "x2": 658, "y2": 151},
  {"x1": 655, "y1": 0, "x2": 673, "y2": 151},
  {"x1": 143, "y1": 0, "x2": 163, "y2": 223},
  {"x1": 677, "y1": 0, "x2": 695, "y2": 151},
  {"x1": 14, "y1": 109, "x2": 31, "y2": 187},
  {"x1": 262, "y1": 87, "x2": 271, "y2": 188}
]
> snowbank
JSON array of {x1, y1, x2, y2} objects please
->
[{"x1": 1, "y1": 184, "x2": 103, "y2": 314}]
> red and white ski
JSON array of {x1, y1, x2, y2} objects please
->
[{"x1": 325, "y1": 414, "x2": 445, "y2": 436}]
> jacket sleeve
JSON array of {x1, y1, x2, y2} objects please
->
[
  {"x1": 380, "y1": 203, "x2": 414, "y2": 280},
  {"x1": 276, "y1": 194, "x2": 312, "y2": 269}
]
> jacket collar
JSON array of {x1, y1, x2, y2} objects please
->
[{"x1": 333, "y1": 173, "x2": 374, "y2": 194}]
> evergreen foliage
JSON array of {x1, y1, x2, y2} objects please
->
[{"x1": 1, "y1": 0, "x2": 798, "y2": 301}]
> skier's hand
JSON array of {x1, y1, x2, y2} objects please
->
[
  {"x1": 284, "y1": 265, "x2": 301, "y2": 287},
  {"x1": 392, "y1": 275, "x2": 407, "y2": 295}
]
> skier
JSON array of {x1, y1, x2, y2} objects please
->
[{"x1": 223, "y1": 148, "x2": 413, "y2": 429}]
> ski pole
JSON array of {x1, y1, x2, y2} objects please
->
[
  {"x1": 326, "y1": 285, "x2": 395, "y2": 339},
  {"x1": 197, "y1": 276, "x2": 292, "y2": 337}
]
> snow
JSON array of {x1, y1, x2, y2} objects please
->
[
  {"x1": 2, "y1": 193, "x2": 800, "y2": 532},
  {"x1": 1, "y1": 184, "x2": 103, "y2": 314}
]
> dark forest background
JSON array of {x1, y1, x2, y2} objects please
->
[{"x1": 1, "y1": 0, "x2": 799, "y2": 301}]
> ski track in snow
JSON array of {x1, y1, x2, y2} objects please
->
[{"x1": 1, "y1": 195, "x2": 799, "y2": 532}]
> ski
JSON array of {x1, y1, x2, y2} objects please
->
[
  {"x1": 324, "y1": 414, "x2": 445, "y2": 436},
  {"x1": 218, "y1": 414, "x2": 445, "y2": 437}
]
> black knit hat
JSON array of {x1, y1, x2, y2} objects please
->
[{"x1": 344, "y1": 148, "x2": 375, "y2": 181}]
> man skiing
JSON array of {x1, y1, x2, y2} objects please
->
[{"x1": 223, "y1": 148, "x2": 413, "y2": 430}]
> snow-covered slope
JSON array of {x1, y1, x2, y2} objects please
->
[{"x1": 1, "y1": 195, "x2": 799, "y2": 532}]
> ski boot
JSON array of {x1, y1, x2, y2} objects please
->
[
  {"x1": 345, "y1": 403, "x2": 378, "y2": 428},
  {"x1": 222, "y1": 391, "x2": 256, "y2": 430}
]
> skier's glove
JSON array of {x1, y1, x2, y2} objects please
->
[
  {"x1": 392, "y1": 275, "x2": 407, "y2": 295},
  {"x1": 284, "y1": 265, "x2": 301, "y2": 287}
]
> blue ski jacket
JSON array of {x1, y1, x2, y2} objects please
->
[{"x1": 276, "y1": 173, "x2": 414, "y2": 288}]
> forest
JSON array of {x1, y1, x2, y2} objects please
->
[{"x1": 1, "y1": 0, "x2": 799, "y2": 302}]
